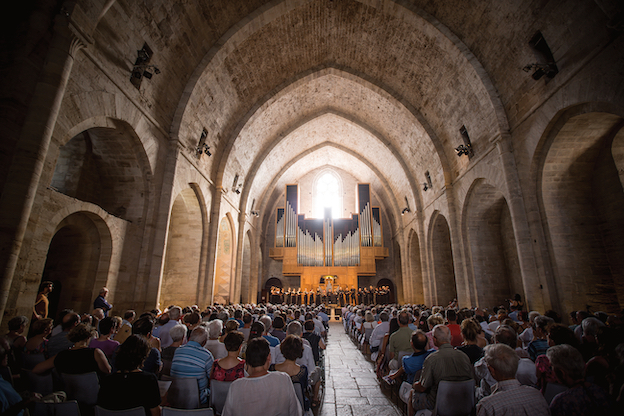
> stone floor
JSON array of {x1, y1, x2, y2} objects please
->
[{"x1": 319, "y1": 321, "x2": 402, "y2": 416}]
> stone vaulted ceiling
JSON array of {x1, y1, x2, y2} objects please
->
[{"x1": 91, "y1": 0, "x2": 601, "y2": 234}]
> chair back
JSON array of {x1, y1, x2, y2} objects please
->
[
  {"x1": 168, "y1": 377, "x2": 201, "y2": 409},
  {"x1": 433, "y1": 379, "x2": 475, "y2": 416},
  {"x1": 163, "y1": 407, "x2": 215, "y2": 415},
  {"x1": 94, "y1": 406, "x2": 145, "y2": 416},
  {"x1": 209, "y1": 379, "x2": 233, "y2": 415},
  {"x1": 364, "y1": 327, "x2": 374, "y2": 343},
  {"x1": 61, "y1": 372, "x2": 100, "y2": 406},
  {"x1": 543, "y1": 382, "x2": 569, "y2": 404},
  {"x1": 33, "y1": 400, "x2": 81, "y2": 416},
  {"x1": 22, "y1": 352, "x2": 46, "y2": 370},
  {"x1": 269, "y1": 346, "x2": 277, "y2": 364},
  {"x1": 397, "y1": 350, "x2": 411, "y2": 362},
  {"x1": 22, "y1": 369, "x2": 53, "y2": 396},
  {"x1": 292, "y1": 382, "x2": 306, "y2": 411}
]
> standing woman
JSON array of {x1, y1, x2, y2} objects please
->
[{"x1": 32, "y1": 281, "x2": 53, "y2": 324}]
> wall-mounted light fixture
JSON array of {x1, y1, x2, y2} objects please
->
[
  {"x1": 130, "y1": 43, "x2": 160, "y2": 89},
  {"x1": 195, "y1": 128, "x2": 211, "y2": 157},
  {"x1": 523, "y1": 31, "x2": 558, "y2": 80},
  {"x1": 401, "y1": 196, "x2": 411, "y2": 215},
  {"x1": 456, "y1": 125, "x2": 474, "y2": 158},
  {"x1": 232, "y1": 174, "x2": 242, "y2": 194},
  {"x1": 250, "y1": 210, "x2": 260, "y2": 217},
  {"x1": 423, "y1": 171, "x2": 433, "y2": 191}
]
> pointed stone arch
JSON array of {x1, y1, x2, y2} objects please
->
[
  {"x1": 160, "y1": 187, "x2": 204, "y2": 309},
  {"x1": 429, "y1": 211, "x2": 457, "y2": 306},
  {"x1": 462, "y1": 179, "x2": 523, "y2": 308},
  {"x1": 407, "y1": 229, "x2": 425, "y2": 305}
]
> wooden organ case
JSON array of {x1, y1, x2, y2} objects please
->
[{"x1": 269, "y1": 184, "x2": 389, "y2": 290}]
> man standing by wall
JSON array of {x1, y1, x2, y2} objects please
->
[{"x1": 93, "y1": 287, "x2": 113, "y2": 317}]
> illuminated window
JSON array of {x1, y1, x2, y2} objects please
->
[{"x1": 314, "y1": 171, "x2": 342, "y2": 218}]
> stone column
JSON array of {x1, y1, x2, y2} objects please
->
[
  {"x1": 202, "y1": 188, "x2": 224, "y2": 304},
  {"x1": 0, "y1": 14, "x2": 84, "y2": 325}
]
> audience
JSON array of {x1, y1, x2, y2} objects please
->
[
  {"x1": 476, "y1": 344, "x2": 549, "y2": 416},
  {"x1": 97, "y1": 335, "x2": 161, "y2": 416},
  {"x1": 205, "y1": 319, "x2": 228, "y2": 360},
  {"x1": 46, "y1": 312, "x2": 80, "y2": 357},
  {"x1": 270, "y1": 334, "x2": 310, "y2": 410},
  {"x1": 33, "y1": 323, "x2": 111, "y2": 376},
  {"x1": 408, "y1": 325, "x2": 473, "y2": 415},
  {"x1": 222, "y1": 337, "x2": 302, "y2": 416},
  {"x1": 89, "y1": 316, "x2": 120, "y2": 360},
  {"x1": 548, "y1": 344, "x2": 613, "y2": 415},
  {"x1": 211, "y1": 331, "x2": 245, "y2": 382},
  {"x1": 170, "y1": 325, "x2": 214, "y2": 406},
  {"x1": 388, "y1": 311, "x2": 413, "y2": 370},
  {"x1": 456, "y1": 318, "x2": 484, "y2": 364},
  {"x1": 131, "y1": 316, "x2": 162, "y2": 375}
]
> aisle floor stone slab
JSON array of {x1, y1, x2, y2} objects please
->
[{"x1": 320, "y1": 321, "x2": 401, "y2": 416}]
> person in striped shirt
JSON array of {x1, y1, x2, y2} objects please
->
[{"x1": 170, "y1": 325, "x2": 214, "y2": 406}]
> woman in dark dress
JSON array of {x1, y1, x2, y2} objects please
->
[{"x1": 98, "y1": 335, "x2": 161, "y2": 416}]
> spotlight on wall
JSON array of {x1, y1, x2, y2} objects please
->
[
  {"x1": 523, "y1": 31, "x2": 558, "y2": 80},
  {"x1": 401, "y1": 196, "x2": 411, "y2": 215},
  {"x1": 195, "y1": 143, "x2": 211, "y2": 157},
  {"x1": 456, "y1": 125, "x2": 474, "y2": 158},
  {"x1": 232, "y1": 174, "x2": 242, "y2": 194},
  {"x1": 250, "y1": 210, "x2": 260, "y2": 217},
  {"x1": 423, "y1": 171, "x2": 433, "y2": 191}
]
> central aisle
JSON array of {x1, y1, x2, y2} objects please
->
[{"x1": 320, "y1": 321, "x2": 402, "y2": 416}]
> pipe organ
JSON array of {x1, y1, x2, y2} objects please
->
[{"x1": 269, "y1": 184, "x2": 389, "y2": 290}]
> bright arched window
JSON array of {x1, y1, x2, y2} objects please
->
[{"x1": 314, "y1": 171, "x2": 342, "y2": 219}]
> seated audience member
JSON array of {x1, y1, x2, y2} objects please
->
[
  {"x1": 33, "y1": 323, "x2": 111, "y2": 376},
  {"x1": 528, "y1": 315, "x2": 554, "y2": 361},
  {"x1": 370, "y1": 311, "x2": 390, "y2": 358},
  {"x1": 170, "y1": 325, "x2": 214, "y2": 406},
  {"x1": 477, "y1": 344, "x2": 549, "y2": 416},
  {"x1": 97, "y1": 335, "x2": 161, "y2": 416},
  {"x1": 158, "y1": 307, "x2": 184, "y2": 349},
  {"x1": 475, "y1": 325, "x2": 536, "y2": 400},
  {"x1": 4, "y1": 315, "x2": 27, "y2": 361},
  {"x1": 389, "y1": 311, "x2": 414, "y2": 370},
  {"x1": 535, "y1": 323, "x2": 580, "y2": 392},
  {"x1": 578, "y1": 316, "x2": 604, "y2": 362},
  {"x1": 183, "y1": 311, "x2": 202, "y2": 340},
  {"x1": 162, "y1": 324, "x2": 187, "y2": 361},
  {"x1": 518, "y1": 311, "x2": 540, "y2": 349},
  {"x1": 22, "y1": 318, "x2": 53, "y2": 368},
  {"x1": 259, "y1": 316, "x2": 280, "y2": 347},
  {"x1": 222, "y1": 337, "x2": 302, "y2": 416},
  {"x1": 408, "y1": 325, "x2": 473, "y2": 415},
  {"x1": 425, "y1": 314, "x2": 444, "y2": 351},
  {"x1": 132, "y1": 316, "x2": 162, "y2": 375},
  {"x1": 273, "y1": 321, "x2": 322, "y2": 406},
  {"x1": 548, "y1": 344, "x2": 613, "y2": 416},
  {"x1": 239, "y1": 313, "x2": 253, "y2": 341},
  {"x1": 456, "y1": 318, "x2": 485, "y2": 364},
  {"x1": 211, "y1": 331, "x2": 245, "y2": 382},
  {"x1": 271, "y1": 316, "x2": 287, "y2": 342},
  {"x1": 220, "y1": 319, "x2": 240, "y2": 343},
  {"x1": 302, "y1": 320, "x2": 325, "y2": 363},
  {"x1": 114, "y1": 310, "x2": 136, "y2": 344},
  {"x1": 385, "y1": 330, "x2": 432, "y2": 404},
  {"x1": 46, "y1": 312, "x2": 80, "y2": 357},
  {"x1": 361, "y1": 311, "x2": 377, "y2": 335},
  {"x1": 446, "y1": 309, "x2": 462, "y2": 347},
  {"x1": 270, "y1": 334, "x2": 311, "y2": 410},
  {"x1": 89, "y1": 316, "x2": 120, "y2": 360},
  {"x1": 205, "y1": 319, "x2": 228, "y2": 360}
]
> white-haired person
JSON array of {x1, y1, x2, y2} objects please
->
[{"x1": 476, "y1": 344, "x2": 548, "y2": 416}]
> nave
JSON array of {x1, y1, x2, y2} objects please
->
[{"x1": 322, "y1": 321, "x2": 400, "y2": 416}]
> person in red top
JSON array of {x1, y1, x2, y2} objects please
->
[
  {"x1": 211, "y1": 331, "x2": 245, "y2": 382},
  {"x1": 446, "y1": 309, "x2": 463, "y2": 347}
]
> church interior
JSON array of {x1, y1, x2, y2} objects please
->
[{"x1": 1, "y1": 0, "x2": 623, "y2": 329}]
